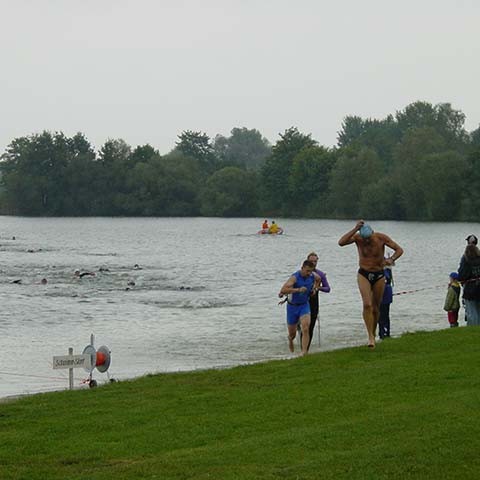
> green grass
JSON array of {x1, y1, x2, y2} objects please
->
[{"x1": 1, "y1": 328, "x2": 480, "y2": 479}]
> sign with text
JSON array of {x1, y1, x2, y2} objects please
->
[{"x1": 53, "y1": 354, "x2": 91, "y2": 370}]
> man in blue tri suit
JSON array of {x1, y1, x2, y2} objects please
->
[{"x1": 278, "y1": 259, "x2": 320, "y2": 355}]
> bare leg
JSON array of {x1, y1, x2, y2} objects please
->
[
  {"x1": 371, "y1": 278, "x2": 386, "y2": 339},
  {"x1": 299, "y1": 314, "x2": 311, "y2": 355},
  {"x1": 357, "y1": 274, "x2": 376, "y2": 348},
  {"x1": 287, "y1": 324, "x2": 297, "y2": 352}
]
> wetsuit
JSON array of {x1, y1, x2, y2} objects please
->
[
  {"x1": 378, "y1": 268, "x2": 393, "y2": 338},
  {"x1": 306, "y1": 269, "x2": 331, "y2": 350}
]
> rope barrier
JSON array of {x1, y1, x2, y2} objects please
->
[
  {"x1": 0, "y1": 370, "x2": 75, "y2": 381},
  {"x1": 1, "y1": 362, "x2": 90, "y2": 383},
  {"x1": 392, "y1": 284, "x2": 444, "y2": 297},
  {"x1": 279, "y1": 283, "x2": 446, "y2": 309}
]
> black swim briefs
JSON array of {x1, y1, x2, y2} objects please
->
[{"x1": 358, "y1": 268, "x2": 385, "y2": 286}]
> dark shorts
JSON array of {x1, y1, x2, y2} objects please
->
[{"x1": 358, "y1": 268, "x2": 385, "y2": 286}]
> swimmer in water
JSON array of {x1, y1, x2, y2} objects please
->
[{"x1": 74, "y1": 270, "x2": 96, "y2": 278}]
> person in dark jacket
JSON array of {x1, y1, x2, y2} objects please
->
[
  {"x1": 304, "y1": 252, "x2": 331, "y2": 351},
  {"x1": 378, "y1": 266, "x2": 393, "y2": 338},
  {"x1": 458, "y1": 244, "x2": 480, "y2": 326}
]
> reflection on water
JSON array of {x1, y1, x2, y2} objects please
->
[{"x1": 0, "y1": 216, "x2": 477, "y2": 398}]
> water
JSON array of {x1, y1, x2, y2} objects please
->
[{"x1": 0, "y1": 217, "x2": 476, "y2": 399}]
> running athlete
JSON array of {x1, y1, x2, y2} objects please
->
[
  {"x1": 305, "y1": 252, "x2": 331, "y2": 351},
  {"x1": 278, "y1": 259, "x2": 320, "y2": 355},
  {"x1": 338, "y1": 220, "x2": 403, "y2": 349}
]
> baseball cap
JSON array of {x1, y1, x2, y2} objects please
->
[
  {"x1": 449, "y1": 272, "x2": 459, "y2": 280},
  {"x1": 466, "y1": 234, "x2": 478, "y2": 245}
]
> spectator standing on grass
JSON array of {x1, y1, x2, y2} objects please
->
[
  {"x1": 458, "y1": 244, "x2": 480, "y2": 326},
  {"x1": 378, "y1": 265, "x2": 394, "y2": 339},
  {"x1": 443, "y1": 272, "x2": 461, "y2": 328}
]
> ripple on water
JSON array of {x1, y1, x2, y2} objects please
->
[{"x1": 0, "y1": 217, "x2": 465, "y2": 398}]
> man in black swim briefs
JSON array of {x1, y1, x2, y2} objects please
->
[
  {"x1": 358, "y1": 268, "x2": 384, "y2": 286},
  {"x1": 338, "y1": 220, "x2": 403, "y2": 349}
]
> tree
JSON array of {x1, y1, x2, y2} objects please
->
[
  {"x1": 395, "y1": 101, "x2": 438, "y2": 133},
  {"x1": 122, "y1": 155, "x2": 166, "y2": 215},
  {"x1": 287, "y1": 146, "x2": 336, "y2": 217},
  {"x1": 460, "y1": 148, "x2": 480, "y2": 221},
  {"x1": 338, "y1": 115, "x2": 404, "y2": 171},
  {"x1": 470, "y1": 125, "x2": 480, "y2": 147},
  {"x1": 337, "y1": 116, "x2": 366, "y2": 148},
  {"x1": 200, "y1": 166, "x2": 258, "y2": 216},
  {"x1": 213, "y1": 127, "x2": 271, "y2": 169},
  {"x1": 92, "y1": 139, "x2": 133, "y2": 215},
  {"x1": 122, "y1": 150, "x2": 202, "y2": 216},
  {"x1": 327, "y1": 146, "x2": 384, "y2": 218},
  {"x1": 392, "y1": 127, "x2": 446, "y2": 220},
  {"x1": 130, "y1": 144, "x2": 158, "y2": 166},
  {"x1": 98, "y1": 139, "x2": 131, "y2": 166},
  {"x1": 69, "y1": 132, "x2": 95, "y2": 158},
  {"x1": 420, "y1": 151, "x2": 468, "y2": 220},
  {"x1": 396, "y1": 101, "x2": 468, "y2": 150},
  {"x1": 359, "y1": 177, "x2": 401, "y2": 220},
  {"x1": 435, "y1": 103, "x2": 469, "y2": 146},
  {"x1": 175, "y1": 130, "x2": 217, "y2": 173},
  {"x1": 260, "y1": 127, "x2": 316, "y2": 213},
  {"x1": 157, "y1": 151, "x2": 202, "y2": 216},
  {"x1": 0, "y1": 131, "x2": 96, "y2": 215}
]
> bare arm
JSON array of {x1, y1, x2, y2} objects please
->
[
  {"x1": 338, "y1": 220, "x2": 364, "y2": 246},
  {"x1": 278, "y1": 275, "x2": 307, "y2": 298},
  {"x1": 383, "y1": 236, "x2": 404, "y2": 266}
]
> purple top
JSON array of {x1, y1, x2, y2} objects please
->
[{"x1": 315, "y1": 269, "x2": 331, "y2": 293}]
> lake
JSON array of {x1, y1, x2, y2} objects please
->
[{"x1": 0, "y1": 216, "x2": 476, "y2": 399}]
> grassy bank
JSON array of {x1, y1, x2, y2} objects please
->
[{"x1": 1, "y1": 328, "x2": 480, "y2": 479}]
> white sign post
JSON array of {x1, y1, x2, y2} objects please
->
[{"x1": 53, "y1": 348, "x2": 92, "y2": 390}]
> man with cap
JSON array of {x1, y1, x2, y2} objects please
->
[
  {"x1": 338, "y1": 220, "x2": 404, "y2": 348},
  {"x1": 466, "y1": 234, "x2": 478, "y2": 246}
]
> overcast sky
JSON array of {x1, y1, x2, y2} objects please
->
[{"x1": 1, "y1": 0, "x2": 479, "y2": 155}]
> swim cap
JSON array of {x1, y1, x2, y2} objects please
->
[
  {"x1": 450, "y1": 272, "x2": 459, "y2": 280},
  {"x1": 359, "y1": 224, "x2": 373, "y2": 239}
]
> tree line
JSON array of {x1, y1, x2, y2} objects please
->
[{"x1": 1, "y1": 101, "x2": 479, "y2": 221}]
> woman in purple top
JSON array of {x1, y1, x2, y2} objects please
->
[{"x1": 306, "y1": 252, "x2": 331, "y2": 351}]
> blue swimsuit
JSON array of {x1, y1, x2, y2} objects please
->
[{"x1": 286, "y1": 271, "x2": 314, "y2": 325}]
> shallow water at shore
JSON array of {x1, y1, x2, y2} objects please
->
[{"x1": 0, "y1": 216, "x2": 475, "y2": 398}]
